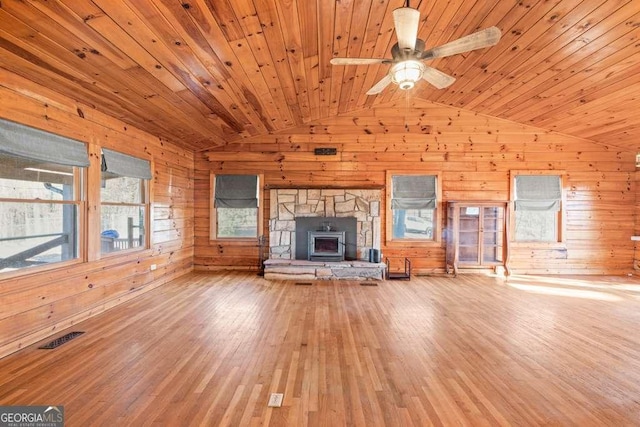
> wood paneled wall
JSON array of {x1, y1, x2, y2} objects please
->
[
  {"x1": 195, "y1": 99, "x2": 636, "y2": 275},
  {"x1": 0, "y1": 69, "x2": 194, "y2": 358}
]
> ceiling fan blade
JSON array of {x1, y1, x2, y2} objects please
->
[
  {"x1": 421, "y1": 66, "x2": 456, "y2": 89},
  {"x1": 393, "y1": 7, "x2": 420, "y2": 51},
  {"x1": 366, "y1": 75, "x2": 392, "y2": 95},
  {"x1": 330, "y1": 58, "x2": 388, "y2": 65},
  {"x1": 421, "y1": 26, "x2": 502, "y2": 60}
]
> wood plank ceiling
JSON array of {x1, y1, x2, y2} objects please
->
[{"x1": 0, "y1": 0, "x2": 639, "y2": 152}]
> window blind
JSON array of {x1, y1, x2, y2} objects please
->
[
  {"x1": 515, "y1": 175, "x2": 561, "y2": 211},
  {"x1": 391, "y1": 175, "x2": 437, "y2": 209},
  {"x1": 102, "y1": 148, "x2": 152, "y2": 180},
  {"x1": 0, "y1": 118, "x2": 89, "y2": 167},
  {"x1": 214, "y1": 175, "x2": 258, "y2": 208}
]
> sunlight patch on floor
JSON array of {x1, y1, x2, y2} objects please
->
[{"x1": 507, "y1": 282, "x2": 622, "y2": 302}]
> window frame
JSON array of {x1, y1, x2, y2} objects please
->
[
  {"x1": 385, "y1": 170, "x2": 442, "y2": 247},
  {"x1": 510, "y1": 170, "x2": 566, "y2": 246},
  {"x1": 209, "y1": 173, "x2": 264, "y2": 243},
  {"x1": 98, "y1": 149, "x2": 152, "y2": 258}
]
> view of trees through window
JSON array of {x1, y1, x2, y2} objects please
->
[
  {"x1": 515, "y1": 211, "x2": 557, "y2": 241},
  {"x1": 217, "y1": 207, "x2": 258, "y2": 238},
  {"x1": 0, "y1": 155, "x2": 79, "y2": 272}
]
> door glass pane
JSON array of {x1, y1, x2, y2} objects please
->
[
  {"x1": 459, "y1": 207, "x2": 479, "y2": 263},
  {"x1": 482, "y1": 206, "x2": 503, "y2": 263}
]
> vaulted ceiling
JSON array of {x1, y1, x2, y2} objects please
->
[{"x1": 0, "y1": 0, "x2": 639, "y2": 152}]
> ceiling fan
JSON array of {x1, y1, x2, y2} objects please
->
[{"x1": 330, "y1": 1, "x2": 502, "y2": 95}]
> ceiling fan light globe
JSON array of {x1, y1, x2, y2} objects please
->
[
  {"x1": 393, "y1": 7, "x2": 421, "y2": 51},
  {"x1": 390, "y1": 60, "x2": 425, "y2": 90}
]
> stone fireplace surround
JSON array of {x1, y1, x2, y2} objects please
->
[{"x1": 265, "y1": 188, "x2": 385, "y2": 280}]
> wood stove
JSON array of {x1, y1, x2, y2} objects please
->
[{"x1": 308, "y1": 231, "x2": 345, "y2": 261}]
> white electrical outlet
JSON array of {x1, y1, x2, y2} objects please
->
[
  {"x1": 150, "y1": 264, "x2": 157, "y2": 271},
  {"x1": 267, "y1": 393, "x2": 283, "y2": 407}
]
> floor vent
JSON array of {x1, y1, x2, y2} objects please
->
[
  {"x1": 360, "y1": 282, "x2": 379, "y2": 286},
  {"x1": 39, "y1": 331, "x2": 85, "y2": 349},
  {"x1": 295, "y1": 282, "x2": 313, "y2": 286}
]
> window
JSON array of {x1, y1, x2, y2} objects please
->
[
  {"x1": 512, "y1": 173, "x2": 563, "y2": 242},
  {"x1": 387, "y1": 173, "x2": 440, "y2": 242},
  {"x1": 211, "y1": 174, "x2": 262, "y2": 239},
  {"x1": 100, "y1": 149, "x2": 151, "y2": 254},
  {"x1": 0, "y1": 119, "x2": 88, "y2": 274}
]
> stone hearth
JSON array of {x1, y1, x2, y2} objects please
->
[{"x1": 264, "y1": 259, "x2": 385, "y2": 281}]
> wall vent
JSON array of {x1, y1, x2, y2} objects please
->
[{"x1": 313, "y1": 147, "x2": 337, "y2": 155}]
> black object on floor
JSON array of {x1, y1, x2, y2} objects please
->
[
  {"x1": 295, "y1": 282, "x2": 313, "y2": 286},
  {"x1": 360, "y1": 282, "x2": 379, "y2": 286},
  {"x1": 386, "y1": 257, "x2": 411, "y2": 280},
  {"x1": 39, "y1": 331, "x2": 85, "y2": 349}
]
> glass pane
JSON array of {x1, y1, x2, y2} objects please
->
[
  {"x1": 459, "y1": 245, "x2": 478, "y2": 263},
  {"x1": 483, "y1": 245, "x2": 502, "y2": 263},
  {"x1": 0, "y1": 152, "x2": 75, "y2": 200},
  {"x1": 0, "y1": 202, "x2": 78, "y2": 273},
  {"x1": 101, "y1": 175, "x2": 144, "y2": 203},
  {"x1": 101, "y1": 205, "x2": 145, "y2": 254},
  {"x1": 515, "y1": 210, "x2": 557, "y2": 241},
  {"x1": 392, "y1": 209, "x2": 434, "y2": 239},
  {"x1": 217, "y1": 208, "x2": 257, "y2": 238}
]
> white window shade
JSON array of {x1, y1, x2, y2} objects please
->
[{"x1": 0, "y1": 118, "x2": 89, "y2": 167}]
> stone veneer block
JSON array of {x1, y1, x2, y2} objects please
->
[
  {"x1": 270, "y1": 190, "x2": 278, "y2": 219},
  {"x1": 298, "y1": 190, "x2": 307, "y2": 204},
  {"x1": 335, "y1": 199, "x2": 355, "y2": 213},
  {"x1": 370, "y1": 201, "x2": 380, "y2": 217},
  {"x1": 265, "y1": 272, "x2": 316, "y2": 281},
  {"x1": 325, "y1": 197, "x2": 335, "y2": 216},
  {"x1": 314, "y1": 201, "x2": 325, "y2": 214},
  {"x1": 321, "y1": 189, "x2": 347, "y2": 196},
  {"x1": 355, "y1": 197, "x2": 369, "y2": 213},
  {"x1": 278, "y1": 195, "x2": 296, "y2": 203},
  {"x1": 270, "y1": 231, "x2": 281, "y2": 247},
  {"x1": 315, "y1": 268, "x2": 333, "y2": 278},
  {"x1": 280, "y1": 231, "x2": 291, "y2": 246},
  {"x1": 295, "y1": 204, "x2": 313, "y2": 215},
  {"x1": 278, "y1": 189, "x2": 299, "y2": 195},
  {"x1": 279, "y1": 203, "x2": 295, "y2": 220},
  {"x1": 352, "y1": 211, "x2": 368, "y2": 222},
  {"x1": 275, "y1": 220, "x2": 295, "y2": 231},
  {"x1": 308, "y1": 189, "x2": 321, "y2": 200}
]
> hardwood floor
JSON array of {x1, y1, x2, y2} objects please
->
[{"x1": 1, "y1": 272, "x2": 640, "y2": 426}]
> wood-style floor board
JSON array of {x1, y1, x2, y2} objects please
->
[{"x1": 1, "y1": 271, "x2": 640, "y2": 425}]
